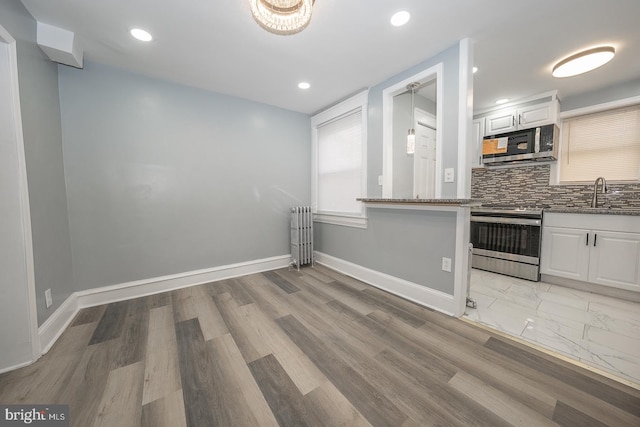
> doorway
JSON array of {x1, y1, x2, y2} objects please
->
[{"x1": 0, "y1": 24, "x2": 38, "y2": 373}]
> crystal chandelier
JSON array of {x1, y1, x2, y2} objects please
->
[{"x1": 250, "y1": 0, "x2": 314, "y2": 35}]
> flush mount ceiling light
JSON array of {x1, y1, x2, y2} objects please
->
[
  {"x1": 552, "y1": 46, "x2": 615, "y2": 78},
  {"x1": 130, "y1": 28, "x2": 153, "y2": 42},
  {"x1": 250, "y1": 0, "x2": 314, "y2": 35},
  {"x1": 390, "y1": 11, "x2": 411, "y2": 27}
]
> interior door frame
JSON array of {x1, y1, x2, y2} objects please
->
[
  {"x1": 0, "y1": 23, "x2": 40, "y2": 370},
  {"x1": 381, "y1": 63, "x2": 443, "y2": 198}
]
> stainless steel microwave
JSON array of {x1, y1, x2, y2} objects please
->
[{"x1": 482, "y1": 124, "x2": 559, "y2": 165}]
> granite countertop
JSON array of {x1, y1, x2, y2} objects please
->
[
  {"x1": 545, "y1": 207, "x2": 640, "y2": 216},
  {"x1": 357, "y1": 198, "x2": 480, "y2": 206}
]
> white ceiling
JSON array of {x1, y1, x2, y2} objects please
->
[{"x1": 20, "y1": 0, "x2": 640, "y2": 115}]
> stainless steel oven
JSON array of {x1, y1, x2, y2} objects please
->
[{"x1": 470, "y1": 207, "x2": 543, "y2": 281}]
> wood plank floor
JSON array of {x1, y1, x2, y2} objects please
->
[{"x1": 1, "y1": 265, "x2": 639, "y2": 426}]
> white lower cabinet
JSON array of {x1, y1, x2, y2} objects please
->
[{"x1": 541, "y1": 214, "x2": 640, "y2": 292}]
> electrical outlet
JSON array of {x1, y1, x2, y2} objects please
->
[
  {"x1": 441, "y1": 257, "x2": 452, "y2": 272},
  {"x1": 45, "y1": 289, "x2": 52, "y2": 308},
  {"x1": 444, "y1": 168, "x2": 455, "y2": 183}
]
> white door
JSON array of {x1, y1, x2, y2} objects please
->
[
  {"x1": 413, "y1": 110, "x2": 436, "y2": 199},
  {"x1": 0, "y1": 26, "x2": 38, "y2": 373}
]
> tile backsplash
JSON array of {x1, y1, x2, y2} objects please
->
[{"x1": 471, "y1": 164, "x2": 640, "y2": 209}]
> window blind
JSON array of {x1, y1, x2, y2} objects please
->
[
  {"x1": 560, "y1": 104, "x2": 640, "y2": 182},
  {"x1": 316, "y1": 109, "x2": 362, "y2": 214}
]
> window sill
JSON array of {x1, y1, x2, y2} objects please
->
[{"x1": 313, "y1": 213, "x2": 368, "y2": 229}]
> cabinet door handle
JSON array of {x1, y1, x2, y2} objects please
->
[
  {"x1": 512, "y1": 116, "x2": 516, "y2": 126},
  {"x1": 518, "y1": 114, "x2": 522, "y2": 125},
  {"x1": 594, "y1": 233, "x2": 597, "y2": 247},
  {"x1": 586, "y1": 233, "x2": 589, "y2": 246}
]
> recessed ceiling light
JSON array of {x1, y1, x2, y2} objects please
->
[
  {"x1": 496, "y1": 98, "x2": 509, "y2": 105},
  {"x1": 472, "y1": 66, "x2": 478, "y2": 74},
  {"x1": 552, "y1": 46, "x2": 615, "y2": 78},
  {"x1": 130, "y1": 28, "x2": 153, "y2": 42},
  {"x1": 298, "y1": 82, "x2": 310, "y2": 89},
  {"x1": 390, "y1": 11, "x2": 410, "y2": 27}
]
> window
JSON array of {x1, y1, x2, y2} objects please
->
[
  {"x1": 560, "y1": 103, "x2": 640, "y2": 182},
  {"x1": 311, "y1": 91, "x2": 368, "y2": 227}
]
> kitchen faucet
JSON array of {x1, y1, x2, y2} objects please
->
[{"x1": 591, "y1": 176, "x2": 607, "y2": 208}]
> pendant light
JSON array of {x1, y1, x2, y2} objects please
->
[{"x1": 406, "y1": 82, "x2": 420, "y2": 155}]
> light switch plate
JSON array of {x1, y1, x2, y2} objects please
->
[
  {"x1": 444, "y1": 168, "x2": 455, "y2": 183},
  {"x1": 442, "y1": 257, "x2": 452, "y2": 272}
]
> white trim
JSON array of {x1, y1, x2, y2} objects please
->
[
  {"x1": 474, "y1": 90, "x2": 559, "y2": 116},
  {"x1": 452, "y1": 208, "x2": 471, "y2": 317},
  {"x1": 0, "y1": 360, "x2": 34, "y2": 375},
  {"x1": 560, "y1": 95, "x2": 640, "y2": 119},
  {"x1": 75, "y1": 255, "x2": 290, "y2": 307},
  {"x1": 382, "y1": 63, "x2": 443, "y2": 198},
  {"x1": 0, "y1": 24, "x2": 40, "y2": 364},
  {"x1": 457, "y1": 38, "x2": 473, "y2": 198},
  {"x1": 311, "y1": 91, "x2": 369, "y2": 127},
  {"x1": 38, "y1": 292, "x2": 79, "y2": 354},
  {"x1": 313, "y1": 213, "x2": 368, "y2": 228},
  {"x1": 315, "y1": 251, "x2": 457, "y2": 315},
  {"x1": 36, "y1": 255, "x2": 290, "y2": 359},
  {"x1": 311, "y1": 90, "x2": 369, "y2": 222}
]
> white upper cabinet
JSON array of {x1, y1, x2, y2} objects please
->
[
  {"x1": 485, "y1": 108, "x2": 517, "y2": 135},
  {"x1": 518, "y1": 102, "x2": 557, "y2": 128},
  {"x1": 481, "y1": 93, "x2": 559, "y2": 137}
]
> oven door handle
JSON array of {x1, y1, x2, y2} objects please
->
[{"x1": 471, "y1": 216, "x2": 541, "y2": 226}]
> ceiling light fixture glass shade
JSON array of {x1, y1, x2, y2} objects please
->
[
  {"x1": 250, "y1": 0, "x2": 314, "y2": 35},
  {"x1": 552, "y1": 46, "x2": 615, "y2": 78}
]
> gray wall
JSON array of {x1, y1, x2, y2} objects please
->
[
  {"x1": 368, "y1": 43, "x2": 461, "y2": 199},
  {"x1": 315, "y1": 209, "x2": 457, "y2": 294},
  {"x1": 0, "y1": 0, "x2": 74, "y2": 326},
  {"x1": 561, "y1": 78, "x2": 640, "y2": 111},
  {"x1": 58, "y1": 62, "x2": 311, "y2": 290},
  {"x1": 315, "y1": 42, "x2": 463, "y2": 296}
]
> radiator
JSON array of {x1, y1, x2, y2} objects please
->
[{"x1": 290, "y1": 206, "x2": 314, "y2": 270}]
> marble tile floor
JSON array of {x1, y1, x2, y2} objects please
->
[{"x1": 464, "y1": 268, "x2": 640, "y2": 387}]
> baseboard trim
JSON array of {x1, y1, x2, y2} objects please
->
[
  {"x1": 315, "y1": 251, "x2": 456, "y2": 316},
  {"x1": 37, "y1": 254, "x2": 290, "y2": 356},
  {"x1": 0, "y1": 359, "x2": 35, "y2": 375},
  {"x1": 38, "y1": 292, "x2": 79, "y2": 355},
  {"x1": 75, "y1": 255, "x2": 290, "y2": 308}
]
